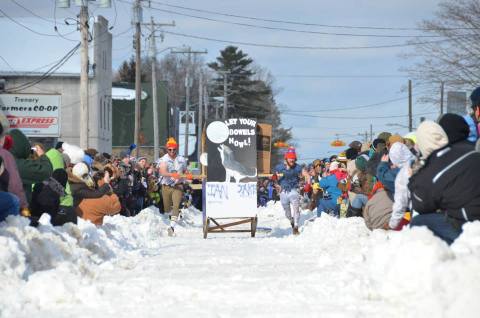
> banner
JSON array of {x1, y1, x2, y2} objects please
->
[
  {"x1": 0, "y1": 94, "x2": 60, "y2": 137},
  {"x1": 205, "y1": 118, "x2": 257, "y2": 218}
]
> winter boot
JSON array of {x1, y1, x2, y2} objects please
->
[
  {"x1": 290, "y1": 218, "x2": 295, "y2": 229},
  {"x1": 293, "y1": 226, "x2": 300, "y2": 235}
]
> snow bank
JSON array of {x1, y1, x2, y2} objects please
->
[
  {"x1": 0, "y1": 206, "x2": 180, "y2": 315},
  {"x1": 1, "y1": 202, "x2": 480, "y2": 317}
]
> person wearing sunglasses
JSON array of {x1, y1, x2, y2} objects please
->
[{"x1": 158, "y1": 137, "x2": 191, "y2": 236}]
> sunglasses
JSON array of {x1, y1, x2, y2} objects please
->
[{"x1": 167, "y1": 148, "x2": 177, "y2": 152}]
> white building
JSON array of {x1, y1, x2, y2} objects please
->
[{"x1": 0, "y1": 16, "x2": 112, "y2": 152}]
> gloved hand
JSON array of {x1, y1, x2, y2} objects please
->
[
  {"x1": 185, "y1": 173, "x2": 193, "y2": 180},
  {"x1": 171, "y1": 172, "x2": 180, "y2": 179}
]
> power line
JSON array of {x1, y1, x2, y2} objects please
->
[
  {"x1": 135, "y1": 2, "x2": 452, "y2": 38},
  {"x1": 282, "y1": 111, "x2": 437, "y2": 119},
  {"x1": 284, "y1": 96, "x2": 409, "y2": 112},
  {"x1": 161, "y1": 30, "x2": 452, "y2": 50},
  {"x1": 5, "y1": 43, "x2": 81, "y2": 93},
  {"x1": 274, "y1": 74, "x2": 409, "y2": 78},
  {"x1": 0, "y1": 7, "x2": 76, "y2": 40},
  {"x1": 146, "y1": 0, "x2": 479, "y2": 32}
]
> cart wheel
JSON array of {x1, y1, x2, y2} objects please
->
[
  {"x1": 203, "y1": 217, "x2": 209, "y2": 239},
  {"x1": 251, "y1": 217, "x2": 258, "y2": 237}
]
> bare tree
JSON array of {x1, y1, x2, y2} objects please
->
[{"x1": 403, "y1": 0, "x2": 480, "y2": 104}]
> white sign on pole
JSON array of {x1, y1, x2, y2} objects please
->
[{"x1": 0, "y1": 94, "x2": 61, "y2": 137}]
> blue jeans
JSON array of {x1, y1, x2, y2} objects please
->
[
  {"x1": 0, "y1": 192, "x2": 20, "y2": 222},
  {"x1": 351, "y1": 193, "x2": 368, "y2": 209},
  {"x1": 317, "y1": 199, "x2": 339, "y2": 217},
  {"x1": 410, "y1": 213, "x2": 462, "y2": 245}
]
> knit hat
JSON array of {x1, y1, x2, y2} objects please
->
[
  {"x1": 438, "y1": 113, "x2": 470, "y2": 144},
  {"x1": 377, "y1": 132, "x2": 392, "y2": 143},
  {"x1": 349, "y1": 140, "x2": 362, "y2": 152},
  {"x1": 166, "y1": 137, "x2": 178, "y2": 149},
  {"x1": 416, "y1": 121, "x2": 448, "y2": 159},
  {"x1": 55, "y1": 141, "x2": 64, "y2": 150},
  {"x1": 329, "y1": 161, "x2": 339, "y2": 172},
  {"x1": 389, "y1": 142, "x2": 415, "y2": 167},
  {"x1": 284, "y1": 147, "x2": 297, "y2": 160},
  {"x1": 337, "y1": 151, "x2": 347, "y2": 162},
  {"x1": 62, "y1": 142, "x2": 85, "y2": 164},
  {"x1": 355, "y1": 154, "x2": 369, "y2": 172},
  {"x1": 345, "y1": 148, "x2": 358, "y2": 160},
  {"x1": 470, "y1": 86, "x2": 480, "y2": 108},
  {"x1": 388, "y1": 134, "x2": 404, "y2": 146},
  {"x1": 72, "y1": 162, "x2": 89, "y2": 179},
  {"x1": 372, "y1": 138, "x2": 386, "y2": 152},
  {"x1": 51, "y1": 168, "x2": 68, "y2": 188},
  {"x1": 72, "y1": 162, "x2": 94, "y2": 186}
]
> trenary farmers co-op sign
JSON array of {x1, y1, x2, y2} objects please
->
[{"x1": 0, "y1": 94, "x2": 60, "y2": 137}]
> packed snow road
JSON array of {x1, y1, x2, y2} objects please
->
[{"x1": 1, "y1": 203, "x2": 480, "y2": 317}]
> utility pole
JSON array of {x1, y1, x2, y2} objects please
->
[
  {"x1": 171, "y1": 47, "x2": 207, "y2": 158},
  {"x1": 133, "y1": 0, "x2": 142, "y2": 157},
  {"x1": 146, "y1": 17, "x2": 175, "y2": 161},
  {"x1": 203, "y1": 85, "x2": 209, "y2": 122},
  {"x1": 408, "y1": 79, "x2": 413, "y2": 132},
  {"x1": 440, "y1": 81, "x2": 444, "y2": 115},
  {"x1": 56, "y1": 0, "x2": 111, "y2": 150},
  {"x1": 369, "y1": 124, "x2": 373, "y2": 142},
  {"x1": 197, "y1": 71, "x2": 203, "y2": 163},
  {"x1": 79, "y1": 1, "x2": 89, "y2": 149}
]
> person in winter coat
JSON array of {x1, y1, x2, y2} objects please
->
[
  {"x1": 8, "y1": 129, "x2": 52, "y2": 204},
  {"x1": 274, "y1": 147, "x2": 306, "y2": 235},
  {"x1": 462, "y1": 86, "x2": 480, "y2": 143},
  {"x1": 407, "y1": 119, "x2": 470, "y2": 245},
  {"x1": 75, "y1": 169, "x2": 121, "y2": 225},
  {"x1": 30, "y1": 169, "x2": 72, "y2": 226},
  {"x1": 69, "y1": 162, "x2": 112, "y2": 208},
  {"x1": 363, "y1": 187, "x2": 393, "y2": 230},
  {"x1": 44, "y1": 148, "x2": 77, "y2": 225},
  {"x1": 386, "y1": 142, "x2": 416, "y2": 230},
  {"x1": 0, "y1": 157, "x2": 20, "y2": 222},
  {"x1": 317, "y1": 162, "x2": 342, "y2": 217},
  {"x1": 0, "y1": 122, "x2": 27, "y2": 210}
]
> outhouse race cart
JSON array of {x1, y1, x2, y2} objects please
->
[{"x1": 202, "y1": 118, "x2": 259, "y2": 238}]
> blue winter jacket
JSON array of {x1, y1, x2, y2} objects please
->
[
  {"x1": 319, "y1": 174, "x2": 342, "y2": 202},
  {"x1": 275, "y1": 163, "x2": 303, "y2": 192},
  {"x1": 376, "y1": 162, "x2": 400, "y2": 195},
  {"x1": 463, "y1": 114, "x2": 478, "y2": 143}
]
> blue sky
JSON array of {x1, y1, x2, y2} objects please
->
[{"x1": 0, "y1": 0, "x2": 446, "y2": 161}]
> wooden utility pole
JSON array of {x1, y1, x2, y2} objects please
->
[
  {"x1": 133, "y1": 0, "x2": 142, "y2": 157},
  {"x1": 146, "y1": 17, "x2": 175, "y2": 161},
  {"x1": 79, "y1": 2, "x2": 89, "y2": 149},
  {"x1": 408, "y1": 80, "x2": 413, "y2": 132},
  {"x1": 197, "y1": 71, "x2": 203, "y2": 163}
]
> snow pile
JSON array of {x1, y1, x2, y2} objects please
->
[
  {"x1": 298, "y1": 214, "x2": 480, "y2": 317},
  {"x1": 1, "y1": 202, "x2": 480, "y2": 317},
  {"x1": 0, "y1": 207, "x2": 187, "y2": 315}
]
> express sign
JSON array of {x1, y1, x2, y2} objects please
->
[{"x1": 0, "y1": 94, "x2": 60, "y2": 137}]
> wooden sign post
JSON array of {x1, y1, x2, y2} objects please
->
[{"x1": 203, "y1": 118, "x2": 258, "y2": 239}]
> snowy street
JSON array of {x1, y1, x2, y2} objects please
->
[{"x1": 1, "y1": 203, "x2": 480, "y2": 317}]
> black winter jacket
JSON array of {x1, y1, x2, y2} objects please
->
[{"x1": 408, "y1": 140, "x2": 480, "y2": 221}]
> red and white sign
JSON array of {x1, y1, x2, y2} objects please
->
[{"x1": 0, "y1": 94, "x2": 60, "y2": 137}]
